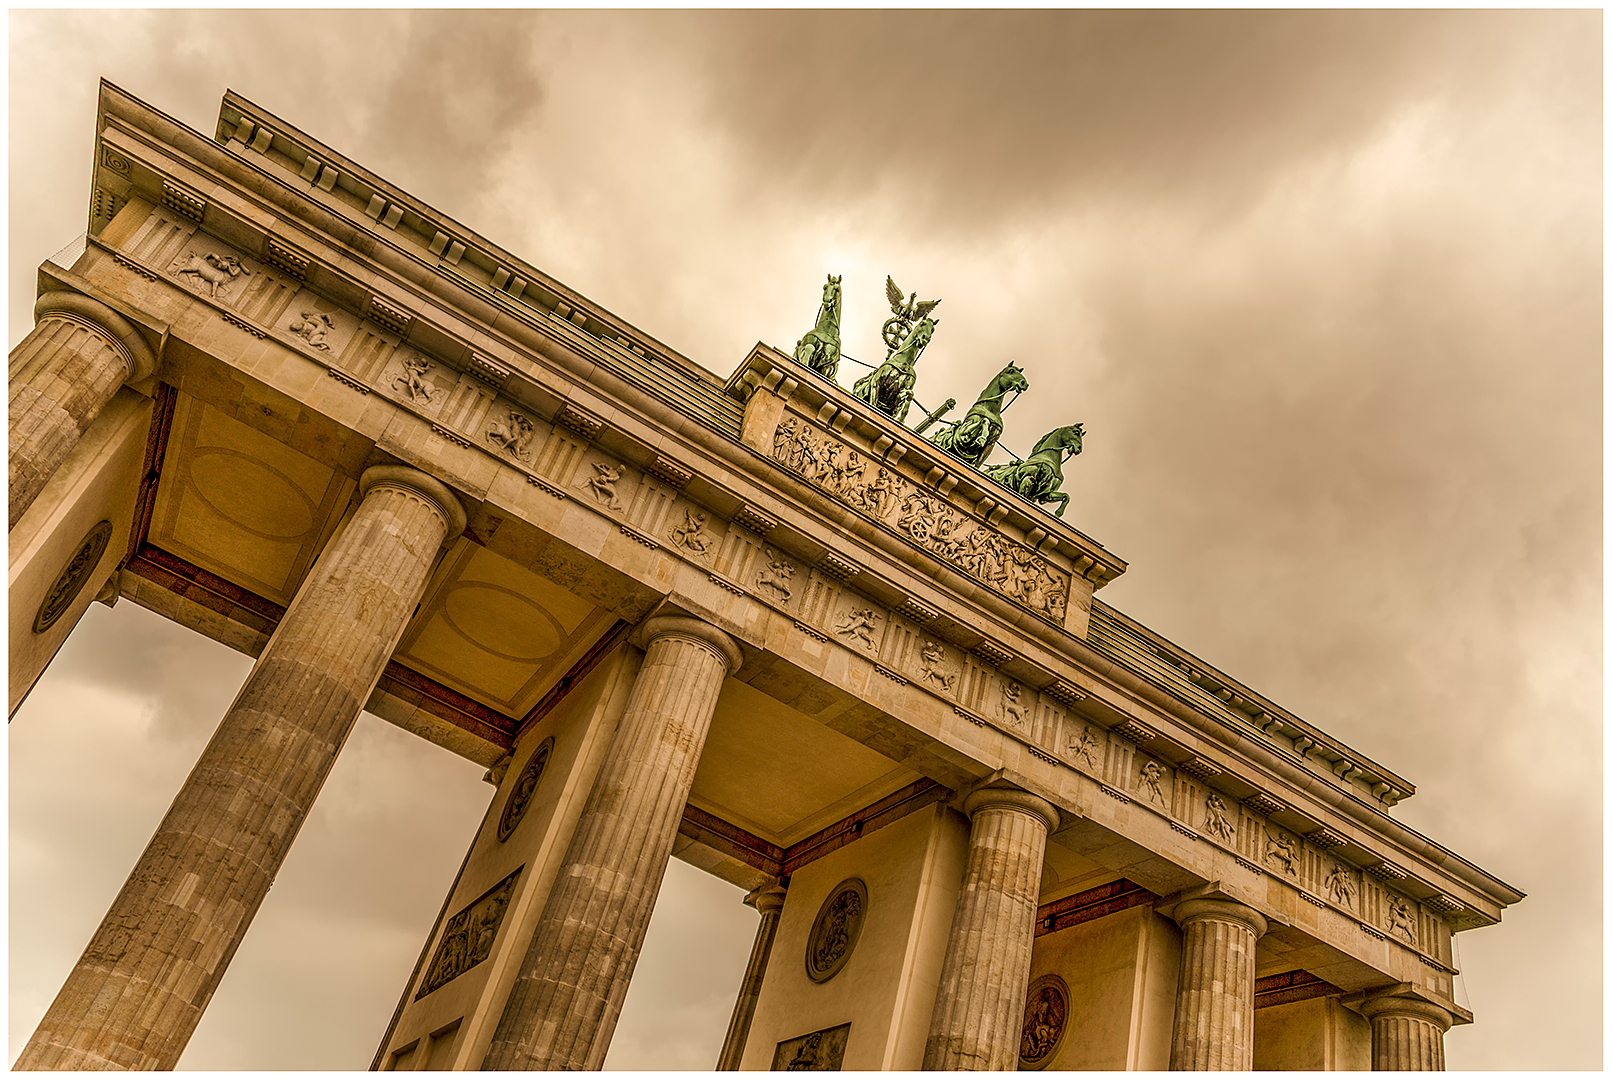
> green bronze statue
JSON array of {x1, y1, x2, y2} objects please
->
[
  {"x1": 982, "y1": 423, "x2": 1083, "y2": 518},
  {"x1": 851, "y1": 315, "x2": 936, "y2": 423},
  {"x1": 927, "y1": 360, "x2": 1028, "y2": 467},
  {"x1": 793, "y1": 274, "x2": 842, "y2": 380}
]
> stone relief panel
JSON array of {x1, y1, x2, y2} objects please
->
[
  {"x1": 414, "y1": 866, "x2": 522, "y2": 1000},
  {"x1": 1202, "y1": 791, "x2": 1237, "y2": 844},
  {"x1": 577, "y1": 454, "x2": 637, "y2": 516},
  {"x1": 753, "y1": 546, "x2": 798, "y2": 606},
  {"x1": 280, "y1": 291, "x2": 357, "y2": 358},
  {"x1": 1262, "y1": 827, "x2": 1301, "y2": 878},
  {"x1": 168, "y1": 245, "x2": 254, "y2": 302},
  {"x1": 770, "y1": 411, "x2": 1070, "y2": 623},
  {"x1": 830, "y1": 602, "x2": 883, "y2": 654},
  {"x1": 1018, "y1": 974, "x2": 1069, "y2": 1070},
  {"x1": 1068, "y1": 724, "x2": 1105, "y2": 773},
  {"x1": 1136, "y1": 758, "x2": 1170, "y2": 809},
  {"x1": 1383, "y1": 893, "x2": 1419, "y2": 945},
  {"x1": 486, "y1": 405, "x2": 540, "y2": 464},
  {"x1": 805, "y1": 878, "x2": 867, "y2": 983},
  {"x1": 667, "y1": 505, "x2": 719, "y2": 561},
  {"x1": 770, "y1": 1023, "x2": 851, "y2": 1071},
  {"x1": 997, "y1": 679, "x2": 1034, "y2": 736},
  {"x1": 497, "y1": 737, "x2": 553, "y2": 843},
  {"x1": 378, "y1": 348, "x2": 448, "y2": 414},
  {"x1": 916, "y1": 638, "x2": 961, "y2": 695},
  {"x1": 1324, "y1": 862, "x2": 1358, "y2": 910}
]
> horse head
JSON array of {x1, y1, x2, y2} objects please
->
[
  {"x1": 822, "y1": 274, "x2": 841, "y2": 306},
  {"x1": 1032, "y1": 423, "x2": 1084, "y2": 459},
  {"x1": 997, "y1": 361, "x2": 1029, "y2": 395}
]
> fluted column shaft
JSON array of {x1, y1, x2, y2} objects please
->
[
  {"x1": 715, "y1": 885, "x2": 788, "y2": 1070},
  {"x1": 1358, "y1": 995, "x2": 1452, "y2": 1070},
  {"x1": 17, "y1": 466, "x2": 463, "y2": 1070},
  {"x1": 923, "y1": 787, "x2": 1059, "y2": 1071},
  {"x1": 482, "y1": 615, "x2": 743, "y2": 1071},
  {"x1": 1167, "y1": 899, "x2": 1268, "y2": 1070},
  {"x1": 10, "y1": 291, "x2": 156, "y2": 529}
]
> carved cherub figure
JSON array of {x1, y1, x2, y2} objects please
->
[
  {"x1": 1324, "y1": 863, "x2": 1356, "y2": 909},
  {"x1": 584, "y1": 461, "x2": 626, "y2": 511},
  {"x1": 1203, "y1": 792, "x2": 1236, "y2": 843},
  {"x1": 833, "y1": 607, "x2": 880, "y2": 649},
  {"x1": 1263, "y1": 828, "x2": 1300, "y2": 876},
  {"x1": 668, "y1": 507, "x2": 713, "y2": 555},
  {"x1": 1140, "y1": 760, "x2": 1168, "y2": 805},
  {"x1": 756, "y1": 548, "x2": 795, "y2": 599},
  {"x1": 394, "y1": 353, "x2": 433, "y2": 403},
  {"x1": 999, "y1": 681, "x2": 1030, "y2": 730},
  {"x1": 919, "y1": 640, "x2": 957, "y2": 692},
  {"x1": 487, "y1": 412, "x2": 535, "y2": 461},
  {"x1": 1385, "y1": 895, "x2": 1417, "y2": 943},
  {"x1": 1070, "y1": 726, "x2": 1102, "y2": 769},
  {"x1": 289, "y1": 309, "x2": 334, "y2": 350}
]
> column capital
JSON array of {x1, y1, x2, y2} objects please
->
[
  {"x1": 636, "y1": 614, "x2": 743, "y2": 675},
  {"x1": 962, "y1": 784, "x2": 1059, "y2": 833},
  {"x1": 359, "y1": 465, "x2": 467, "y2": 542},
  {"x1": 1169, "y1": 897, "x2": 1269, "y2": 940},
  {"x1": 1345, "y1": 987, "x2": 1454, "y2": 1031},
  {"x1": 33, "y1": 289, "x2": 157, "y2": 382},
  {"x1": 743, "y1": 884, "x2": 787, "y2": 915}
]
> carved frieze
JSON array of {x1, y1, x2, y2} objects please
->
[
  {"x1": 1069, "y1": 726, "x2": 1103, "y2": 771},
  {"x1": 169, "y1": 248, "x2": 252, "y2": 300},
  {"x1": 1324, "y1": 862, "x2": 1358, "y2": 910},
  {"x1": 918, "y1": 640, "x2": 958, "y2": 693},
  {"x1": 1384, "y1": 894, "x2": 1418, "y2": 944},
  {"x1": 1138, "y1": 759, "x2": 1169, "y2": 807},
  {"x1": 755, "y1": 547, "x2": 796, "y2": 601},
  {"x1": 770, "y1": 412, "x2": 1070, "y2": 621},
  {"x1": 486, "y1": 409, "x2": 537, "y2": 463},
  {"x1": 581, "y1": 460, "x2": 628, "y2": 512},
  {"x1": 831, "y1": 604, "x2": 881, "y2": 652},
  {"x1": 414, "y1": 867, "x2": 522, "y2": 999},
  {"x1": 667, "y1": 507, "x2": 716, "y2": 558},
  {"x1": 1263, "y1": 827, "x2": 1301, "y2": 878},
  {"x1": 998, "y1": 680, "x2": 1032, "y2": 734},
  {"x1": 1202, "y1": 792, "x2": 1237, "y2": 844}
]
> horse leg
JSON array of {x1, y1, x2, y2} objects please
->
[{"x1": 1048, "y1": 492, "x2": 1070, "y2": 518}]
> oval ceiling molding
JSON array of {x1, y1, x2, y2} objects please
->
[
  {"x1": 187, "y1": 448, "x2": 317, "y2": 540},
  {"x1": 441, "y1": 582, "x2": 566, "y2": 664}
]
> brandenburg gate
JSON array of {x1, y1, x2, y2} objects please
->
[{"x1": 10, "y1": 82, "x2": 1522, "y2": 1071}]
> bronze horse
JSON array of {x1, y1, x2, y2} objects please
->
[
  {"x1": 927, "y1": 361, "x2": 1028, "y2": 468},
  {"x1": 792, "y1": 274, "x2": 842, "y2": 380},
  {"x1": 851, "y1": 316, "x2": 936, "y2": 424},
  {"x1": 982, "y1": 424, "x2": 1083, "y2": 517}
]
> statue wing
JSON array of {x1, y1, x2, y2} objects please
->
[
  {"x1": 885, "y1": 275, "x2": 905, "y2": 313},
  {"x1": 913, "y1": 298, "x2": 942, "y2": 320}
]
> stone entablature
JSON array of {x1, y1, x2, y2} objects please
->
[{"x1": 82, "y1": 80, "x2": 1519, "y2": 948}]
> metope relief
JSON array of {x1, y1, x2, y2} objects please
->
[
  {"x1": 832, "y1": 605, "x2": 881, "y2": 652},
  {"x1": 1139, "y1": 760, "x2": 1168, "y2": 807},
  {"x1": 582, "y1": 460, "x2": 629, "y2": 512},
  {"x1": 288, "y1": 308, "x2": 335, "y2": 350},
  {"x1": 1263, "y1": 828, "x2": 1300, "y2": 878},
  {"x1": 1069, "y1": 726, "x2": 1102, "y2": 771},
  {"x1": 1203, "y1": 792, "x2": 1237, "y2": 843},
  {"x1": 169, "y1": 248, "x2": 252, "y2": 300},
  {"x1": 1384, "y1": 895, "x2": 1418, "y2": 944},
  {"x1": 769, "y1": 411, "x2": 1070, "y2": 622},
  {"x1": 667, "y1": 507, "x2": 716, "y2": 558},
  {"x1": 998, "y1": 680, "x2": 1032, "y2": 733},
  {"x1": 392, "y1": 352, "x2": 437, "y2": 405},
  {"x1": 1324, "y1": 863, "x2": 1357, "y2": 910},
  {"x1": 770, "y1": 1023, "x2": 851, "y2": 1071},
  {"x1": 805, "y1": 879, "x2": 867, "y2": 983},
  {"x1": 415, "y1": 867, "x2": 522, "y2": 999},
  {"x1": 755, "y1": 547, "x2": 796, "y2": 602},
  {"x1": 918, "y1": 640, "x2": 958, "y2": 693},
  {"x1": 487, "y1": 409, "x2": 537, "y2": 463}
]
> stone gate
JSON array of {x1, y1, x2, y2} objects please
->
[{"x1": 9, "y1": 81, "x2": 1522, "y2": 1071}]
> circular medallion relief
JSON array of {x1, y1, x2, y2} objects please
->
[
  {"x1": 1018, "y1": 974, "x2": 1069, "y2": 1069},
  {"x1": 497, "y1": 737, "x2": 554, "y2": 842},
  {"x1": 805, "y1": 878, "x2": 867, "y2": 983},
  {"x1": 33, "y1": 520, "x2": 113, "y2": 634}
]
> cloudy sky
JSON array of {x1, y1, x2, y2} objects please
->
[{"x1": 9, "y1": 10, "x2": 1600, "y2": 1071}]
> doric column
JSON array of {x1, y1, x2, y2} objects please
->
[
  {"x1": 482, "y1": 615, "x2": 743, "y2": 1071},
  {"x1": 715, "y1": 885, "x2": 788, "y2": 1070},
  {"x1": 17, "y1": 465, "x2": 463, "y2": 1071},
  {"x1": 1356, "y1": 992, "x2": 1452, "y2": 1070},
  {"x1": 923, "y1": 786, "x2": 1059, "y2": 1071},
  {"x1": 1167, "y1": 898, "x2": 1268, "y2": 1070},
  {"x1": 9, "y1": 291, "x2": 156, "y2": 529}
]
